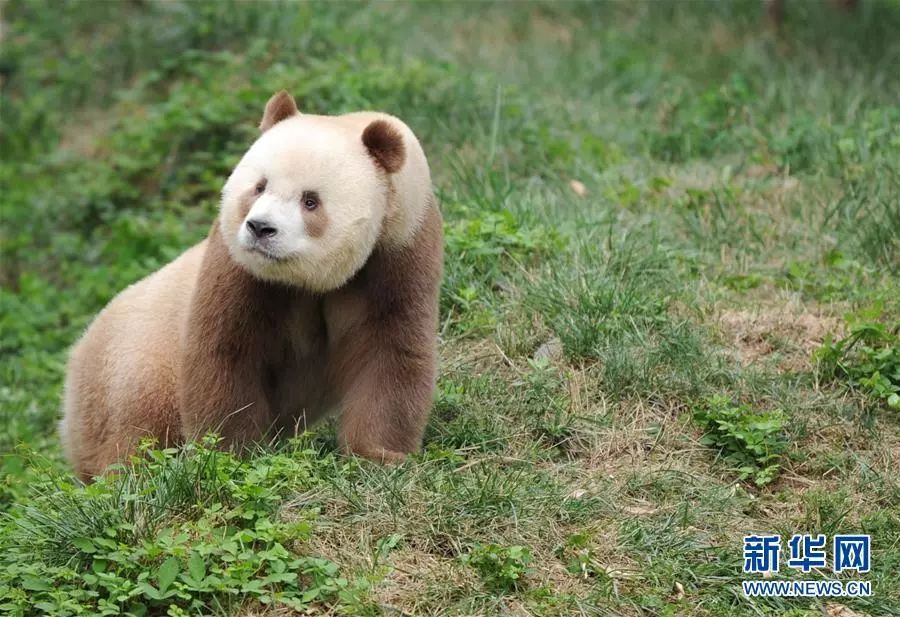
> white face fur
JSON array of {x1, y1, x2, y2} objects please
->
[{"x1": 219, "y1": 115, "x2": 388, "y2": 292}]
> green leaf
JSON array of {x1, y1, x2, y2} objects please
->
[
  {"x1": 241, "y1": 579, "x2": 266, "y2": 594},
  {"x1": 156, "y1": 556, "x2": 180, "y2": 593},
  {"x1": 21, "y1": 575, "x2": 53, "y2": 591},
  {"x1": 137, "y1": 582, "x2": 162, "y2": 600},
  {"x1": 188, "y1": 552, "x2": 206, "y2": 581},
  {"x1": 72, "y1": 537, "x2": 97, "y2": 553}
]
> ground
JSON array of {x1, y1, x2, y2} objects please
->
[{"x1": 0, "y1": 1, "x2": 898, "y2": 616}]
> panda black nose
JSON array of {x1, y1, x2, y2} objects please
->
[{"x1": 246, "y1": 219, "x2": 278, "y2": 239}]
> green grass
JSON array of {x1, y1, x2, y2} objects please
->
[{"x1": 1, "y1": 1, "x2": 899, "y2": 615}]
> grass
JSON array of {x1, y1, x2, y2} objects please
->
[{"x1": 1, "y1": 0, "x2": 899, "y2": 615}]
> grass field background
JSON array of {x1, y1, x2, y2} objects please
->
[{"x1": 1, "y1": 1, "x2": 898, "y2": 615}]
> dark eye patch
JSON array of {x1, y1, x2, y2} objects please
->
[{"x1": 301, "y1": 190, "x2": 320, "y2": 211}]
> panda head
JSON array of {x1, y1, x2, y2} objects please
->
[{"x1": 219, "y1": 91, "x2": 410, "y2": 292}]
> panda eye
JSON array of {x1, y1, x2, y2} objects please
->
[
  {"x1": 254, "y1": 180, "x2": 266, "y2": 195},
  {"x1": 302, "y1": 192, "x2": 320, "y2": 211}
]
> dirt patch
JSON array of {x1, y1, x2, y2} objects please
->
[
  {"x1": 718, "y1": 305, "x2": 843, "y2": 371},
  {"x1": 827, "y1": 604, "x2": 869, "y2": 617}
]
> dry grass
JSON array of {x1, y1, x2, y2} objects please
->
[{"x1": 718, "y1": 300, "x2": 843, "y2": 370}]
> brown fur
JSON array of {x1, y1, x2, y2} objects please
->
[
  {"x1": 362, "y1": 119, "x2": 406, "y2": 174},
  {"x1": 259, "y1": 90, "x2": 299, "y2": 132},
  {"x1": 301, "y1": 194, "x2": 329, "y2": 239},
  {"x1": 178, "y1": 199, "x2": 442, "y2": 461},
  {"x1": 63, "y1": 178, "x2": 441, "y2": 480},
  {"x1": 325, "y1": 200, "x2": 443, "y2": 462},
  {"x1": 62, "y1": 96, "x2": 441, "y2": 479},
  {"x1": 61, "y1": 243, "x2": 208, "y2": 481}
]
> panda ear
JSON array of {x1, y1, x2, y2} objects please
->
[
  {"x1": 259, "y1": 90, "x2": 299, "y2": 132},
  {"x1": 362, "y1": 119, "x2": 406, "y2": 174}
]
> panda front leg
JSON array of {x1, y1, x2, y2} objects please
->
[
  {"x1": 326, "y1": 205, "x2": 443, "y2": 464},
  {"x1": 179, "y1": 353, "x2": 274, "y2": 450},
  {"x1": 177, "y1": 227, "x2": 279, "y2": 449},
  {"x1": 331, "y1": 326, "x2": 437, "y2": 464}
]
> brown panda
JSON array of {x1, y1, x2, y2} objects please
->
[{"x1": 60, "y1": 91, "x2": 443, "y2": 481}]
